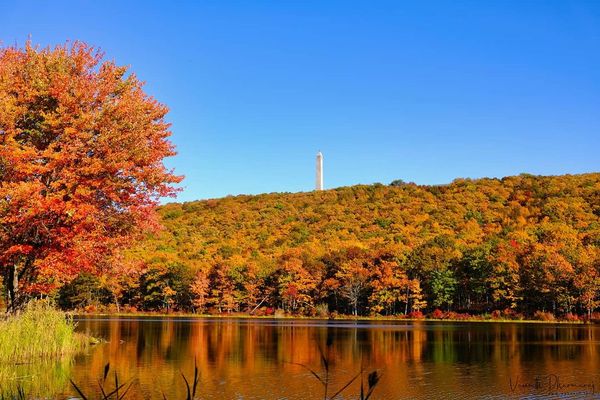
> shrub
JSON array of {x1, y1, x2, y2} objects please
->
[
  {"x1": 105, "y1": 303, "x2": 119, "y2": 314},
  {"x1": 533, "y1": 311, "x2": 556, "y2": 321},
  {"x1": 513, "y1": 312, "x2": 525, "y2": 321},
  {"x1": 315, "y1": 303, "x2": 329, "y2": 318},
  {"x1": 563, "y1": 313, "x2": 581, "y2": 322},
  {"x1": 446, "y1": 311, "x2": 473, "y2": 320},
  {"x1": 83, "y1": 304, "x2": 98, "y2": 313},
  {"x1": 430, "y1": 309, "x2": 445, "y2": 319},
  {"x1": 123, "y1": 305, "x2": 138, "y2": 313},
  {"x1": 408, "y1": 310, "x2": 424, "y2": 319}
]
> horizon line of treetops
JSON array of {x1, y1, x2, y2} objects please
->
[{"x1": 56, "y1": 172, "x2": 599, "y2": 319}]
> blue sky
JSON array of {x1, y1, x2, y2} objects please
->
[{"x1": 1, "y1": 1, "x2": 599, "y2": 202}]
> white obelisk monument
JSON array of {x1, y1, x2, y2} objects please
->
[{"x1": 316, "y1": 151, "x2": 323, "y2": 190}]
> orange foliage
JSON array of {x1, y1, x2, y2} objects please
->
[
  {"x1": 121, "y1": 173, "x2": 598, "y2": 317},
  {"x1": 0, "y1": 41, "x2": 181, "y2": 310}
]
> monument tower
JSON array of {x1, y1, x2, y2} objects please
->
[{"x1": 316, "y1": 151, "x2": 323, "y2": 191}]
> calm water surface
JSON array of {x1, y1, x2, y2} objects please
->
[{"x1": 8, "y1": 318, "x2": 600, "y2": 399}]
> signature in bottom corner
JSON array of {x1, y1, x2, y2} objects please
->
[{"x1": 510, "y1": 374, "x2": 596, "y2": 394}]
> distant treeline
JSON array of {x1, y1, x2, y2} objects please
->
[{"x1": 58, "y1": 173, "x2": 600, "y2": 318}]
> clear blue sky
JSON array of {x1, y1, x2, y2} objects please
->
[{"x1": 2, "y1": 1, "x2": 599, "y2": 202}]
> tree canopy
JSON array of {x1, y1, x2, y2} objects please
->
[
  {"x1": 107, "y1": 173, "x2": 599, "y2": 318},
  {"x1": 0, "y1": 42, "x2": 181, "y2": 311}
]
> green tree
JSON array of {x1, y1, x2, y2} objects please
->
[{"x1": 429, "y1": 269, "x2": 457, "y2": 310}]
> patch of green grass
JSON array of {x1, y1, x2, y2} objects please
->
[{"x1": 0, "y1": 300, "x2": 88, "y2": 363}]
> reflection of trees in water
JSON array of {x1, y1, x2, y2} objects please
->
[{"x1": 67, "y1": 320, "x2": 600, "y2": 399}]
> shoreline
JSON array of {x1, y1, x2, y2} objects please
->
[{"x1": 73, "y1": 312, "x2": 589, "y2": 325}]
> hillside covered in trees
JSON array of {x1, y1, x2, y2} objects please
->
[{"x1": 60, "y1": 173, "x2": 600, "y2": 319}]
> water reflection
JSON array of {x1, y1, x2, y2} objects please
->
[
  {"x1": 0, "y1": 358, "x2": 72, "y2": 397},
  {"x1": 28, "y1": 319, "x2": 600, "y2": 398}
]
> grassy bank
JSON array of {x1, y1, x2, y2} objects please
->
[{"x1": 0, "y1": 300, "x2": 89, "y2": 363}]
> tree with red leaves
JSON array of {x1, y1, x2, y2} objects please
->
[{"x1": 0, "y1": 41, "x2": 182, "y2": 312}]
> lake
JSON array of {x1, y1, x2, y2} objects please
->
[{"x1": 5, "y1": 318, "x2": 600, "y2": 399}]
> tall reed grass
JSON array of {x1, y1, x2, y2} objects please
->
[{"x1": 0, "y1": 300, "x2": 87, "y2": 363}]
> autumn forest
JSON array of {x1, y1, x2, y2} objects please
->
[
  {"x1": 59, "y1": 173, "x2": 600, "y2": 319},
  {"x1": 1, "y1": 43, "x2": 598, "y2": 322}
]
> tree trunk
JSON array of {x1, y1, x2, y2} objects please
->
[
  {"x1": 113, "y1": 293, "x2": 120, "y2": 313},
  {"x1": 250, "y1": 296, "x2": 268, "y2": 315},
  {"x1": 7, "y1": 263, "x2": 19, "y2": 314}
]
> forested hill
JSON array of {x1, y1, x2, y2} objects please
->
[{"x1": 118, "y1": 173, "x2": 599, "y2": 317}]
